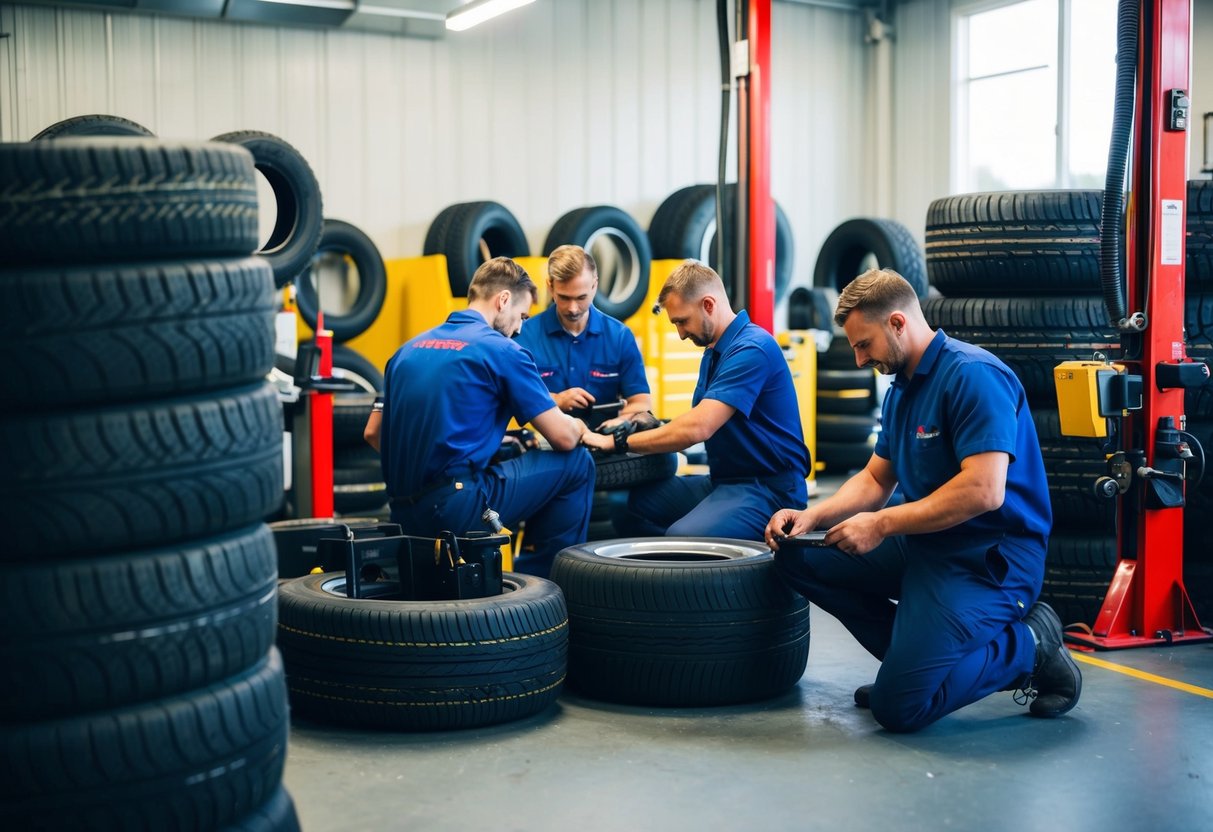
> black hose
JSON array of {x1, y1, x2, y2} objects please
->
[
  {"x1": 1100, "y1": 0, "x2": 1139, "y2": 327},
  {"x1": 716, "y1": 0, "x2": 731, "y2": 280}
]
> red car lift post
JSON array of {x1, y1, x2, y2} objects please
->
[
  {"x1": 1066, "y1": 0, "x2": 1210, "y2": 649},
  {"x1": 739, "y1": 0, "x2": 775, "y2": 333},
  {"x1": 291, "y1": 312, "x2": 336, "y2": 519}
]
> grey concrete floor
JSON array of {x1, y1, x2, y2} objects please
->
[{"x1": 282, "y1": 607, "x2": 1213, "y2": 832}]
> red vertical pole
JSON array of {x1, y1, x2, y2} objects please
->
[
  {"x1": 310, "y1": 314, "x2": 335, "y2": 518},
  {"x1": 1069, "y1": 0, "x2": 1208, "y2": 649},
  {"x1": 746, "y1": 0, "x2": 775, "y2": 333}
]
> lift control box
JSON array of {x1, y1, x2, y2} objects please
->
[{"x1": 1054, "y1": 360, "x2": 1140, "y2": 437}]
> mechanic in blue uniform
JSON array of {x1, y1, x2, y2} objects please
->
[
  {"x1": 581, "y1": 259, "x2": 810, "y2": 540},
  {"x1": 765, "y1": 268, "x2": 1081, "y2": 732},
  {"x1": 366, "y1": 256, "x2": 594, "y2": 578},
  {"x1": 515, "y1": 244, "x2": 653, "y2": 430}
]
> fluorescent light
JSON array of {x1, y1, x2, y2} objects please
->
[
  {"x1": 359, "y1": 4, "x2": 444, "y2": 20},
  {"x1": 445, "y1": 0, "x2": 536, "y2": 32},
  {"x1": 256, "y1": 0, "x2": 355, "y2": 10}
]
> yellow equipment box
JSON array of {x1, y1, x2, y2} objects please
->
[{"x1": 1054, "y1": 359, "x2": 1126, "y2": 438}]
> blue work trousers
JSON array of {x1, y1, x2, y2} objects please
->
[
  {"x1": 622, "y1": 472, "x2": 807, "y2": 540},
  {"x1": 774, "y1": 533, "x2": 1042, "y2": 732},
  {"x1": 389, "y1": 448, "x2": 594, "y2": 578}
]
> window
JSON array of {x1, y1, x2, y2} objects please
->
[{"x1": 953, "y1": 0, "x2": 1117, "y2": 192}]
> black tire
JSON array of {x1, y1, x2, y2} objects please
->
[
  {"x1": 543, "y1": 205, "x2": 652, "y2": 320},
  {"x1": 331, "y1": 343, "x2": 385, "y2": 393},
  {"x1": 221, "y1": 785, "x2": 301, "y2": 832},
  {"x1": 787, "y1": 286, "x2": 835, "y2": 331},
  {"x1": 1032, "y1": 408, "x2": 1117, "y2": 532},
  {"x1": 816, "y1": 369, "x2": 877, "y2": 416},
  {"x1": 296, "y1": 219, "x2": 388, "y2": 343},
  {"x1": 213, "y1": 130, "x2": 325, "y2": 288},
  {"x1": 1040, "y1": 533, "x2": 1117, "y2": 627},
  {"x1": 1, "y1": 257, "x2": 275, "y2": 410},
  {"x1": 0, "y1": 382, "x2": 285, "y2": 560},
  {"x1": 31, "y1": 113, "x2": 155, "y2": 139},
  {"x1": 550, "y1": 538, "x2": 810, "y2": 706},
  {"x1": 424, "y1": 201, "x2": 530, "y2": 297},
  {"x1": 813, "y1": 217, "x2": 928, "y2": 298},
  {"x1": 276, "y1": 571, "x2": 568, "y2": 730},
  {"x1": 333, "y1": 462, "x2": 388, "y2": 515},
  {"x1": 333, "y1": 392, "x2": 377, "y2": 447},
  {"x1": 816, "y1": 437, "x2": 877, "y2": 473},
  {"x1": 0, "y1": 138, "x2": 259, "y2": 265},
  {"x1": 817, "y1": 413, "x2": 879, "y2": 444},
  {"x1": 0, "y1": 524, "x2": 277, "y2": 719},
  {"x1": 0, "y1": 651, "x2": 288, "y2": 832},
  {"x1": 592, "y1": 451, "x2": 678, "y2": 490},
  {"x1": 922, "y1": 296, "x2": 1119, "y2": 404},
  {"x1": 1188, "y1": 180, "x2": 1213, "y2": 290},
  {"x1": 925, "y1": 190, "x2": 1102, "y2": 296},
  {"x1": 647, "y1": 184, "x2": 795, "y2": 304}
]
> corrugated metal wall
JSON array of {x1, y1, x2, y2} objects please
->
[{"x1": 0, "y1": 0, "x2": 877, "y2": 299}]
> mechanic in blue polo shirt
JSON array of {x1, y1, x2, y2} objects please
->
[
  {"x1": 515, "y1": 244, "x2": 652, "y2": 430},
  {"x1": 581, "y1": 259, "x2": 810, "y2": 540},
  {"x1": 366, "y1": 256, "x2": 594, "y2": 578},
  {"x1": 765, "y1": 268, "x2": 1080, "y2": 733}
]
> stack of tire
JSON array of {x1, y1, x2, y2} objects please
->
[
  {"x1": 802, "y1": 218, "x2": 928, "y2": 472},
  {"x1": 921, "y1": 187, "x2": 1213, "y2": 625},
  {"x1": 0, "y1": 123, "x2": 299, "y2": 829},
  {"x1": 295, "y1": 220, "x2": 391, "y2": 516}
]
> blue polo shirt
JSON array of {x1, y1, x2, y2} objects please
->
[
  {"x1": 514, "y1": 304, "x2": 649, "y2": 403},
  {"x1": 694, "y1": 310, "x2": 811, "y2": 481},
  {"x1": 380, "y1": 310, "x2": 556, "y2": 495},
  {"x1": 874, "y1": 329, "x2": 1052, "y2": 544}
]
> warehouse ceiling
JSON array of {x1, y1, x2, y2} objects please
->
[{"x1": 16, "y1": 0, "x2": 879, "y2": 39}]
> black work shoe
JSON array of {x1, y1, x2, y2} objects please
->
[
  {"x1": 854, "y1": 684, "x2": 874, "y2": 709},
  {"x1": 1020, "y1": 602, "x2": 1082, "y2": 718}
]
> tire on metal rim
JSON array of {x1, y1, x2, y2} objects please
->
[
  {"x1": 296, "y1": 219, "x2": 387, "y2": 343},
  {"x1": 550, "y1": 537, "x2": 810, "y2": 706},
  {"x1": 276, "y1": 571, "x2": 568, "y2": 730},
  {"x1": 543, "y1": 205, "x2": 653, "y2": 320},
  {"x1": 212, "y1": 130, "x2": 325, "y2": 288}
]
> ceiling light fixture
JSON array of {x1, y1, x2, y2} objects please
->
[{"x1": 445, "y1": 0, "x2": 537, "y2": 32}]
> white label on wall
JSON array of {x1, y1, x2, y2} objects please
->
[{"x1": 1161, "y1": 199, "x2": 1183, "y2": 265}]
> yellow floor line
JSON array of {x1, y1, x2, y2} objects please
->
[{"x1": 1071, "y1": 652, "x2": 1213, "y2": 699}]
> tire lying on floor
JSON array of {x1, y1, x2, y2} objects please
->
[
  {"x1": 550, "y1": 538, "x2": 810, "y2": 706},
  {"x1": 276, "y1": 571, "x2": 568, "y2": 730}
]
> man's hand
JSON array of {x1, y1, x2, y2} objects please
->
[
  {"x1": 764, "y1": 508, "x2": 814, "y2": 550},
  {"x1": 597, "y1": 415, "x2": 629, "y2": 432},
  {"x1": 580, "y1": 429, "x2": 614, "y2": 452},
  {"x1": 827, "y1": 512, "x2": 884, "y2": 556},
  {"x1": 554, "y1": 387, "x2": 595, "y2": 411}
]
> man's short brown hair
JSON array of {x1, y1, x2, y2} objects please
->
[
  {"x1": 547, "y1": 244, "x2": 598, "y2": 284},
  {"x1": 467, "y1": 256, "x2": 538, "y2": 304},
  {"x1": 657, "y1": 259, "x2": 724, "y2": 306},
  {"x1": 834, "y1": 268, "x2": 920, "y2": 327}
]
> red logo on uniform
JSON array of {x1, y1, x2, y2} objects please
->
[
  {"x1": 414, "y1": 339, "x2": 468, "y2": 351},
  {"x1": 589, "y1": 369, "x2": 619, "y2": 378}
]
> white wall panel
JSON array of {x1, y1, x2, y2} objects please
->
[{"x1": 0, "y1": 0, "x2": 876, "y2": 306}]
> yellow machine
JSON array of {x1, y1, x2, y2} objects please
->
[{"x1": 1053, "y1": 359, "x2": 1131, "y2": 438}]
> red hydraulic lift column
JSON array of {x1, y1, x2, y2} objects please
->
[
  {"x1": 742, "y1": 0, "x2": 775, "y2": 333},
  {"x1": 1067, "y1": 0, "x2": 1209, "y2": 649}
]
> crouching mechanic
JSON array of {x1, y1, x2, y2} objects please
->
[
  {"x1": 581, "y1": 259, "x2": 810, "y2": 539},
  {"x1": 516, "y1": 244, "x2": 654, "y2": 431},
  {"x1": 368, "y1": 256, "x2": 595, "y2": 578},
  {"x1": 765, "y1": 268, "x2": 1080, "y2": 733}
]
